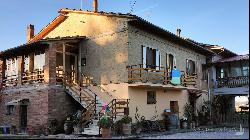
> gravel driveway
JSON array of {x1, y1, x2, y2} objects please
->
[{"x1": 141, "y1": 128, "x2": 249, "y2": 139}]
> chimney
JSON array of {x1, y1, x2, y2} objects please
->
[
  {"x1": 27, "y1": 24, "x2": 34, "y2": 42},
  {"x1": 93, "y1": 0, "x2": 98, "y2": 12},
  {"x1": 176, "y1": 28, "x2": 181, "y2": 37}
]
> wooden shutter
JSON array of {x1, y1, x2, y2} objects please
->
[
  {"x1": 142, "y1": 46, "x2": 147, "y2": 68},
  {"x1": 156, "y1": 50, "x2": 160, "y2": 70}
]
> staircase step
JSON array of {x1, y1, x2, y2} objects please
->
[
  {"x1": 116, "y1": 101, "x2": 129, "y2": 105},
  {"x1": 114, "y1": 107, "x2": 127, "y2": 109}
]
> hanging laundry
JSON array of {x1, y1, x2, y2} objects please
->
[{"x1": 171, "y1": 66, "x2": 181, "y2": 85}]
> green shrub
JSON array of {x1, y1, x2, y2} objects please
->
[
  {"x1": 120, "y1": 115, "x2": 132, "y2": 124},
  {"x1": 98, "y1": 115, "x2": 113, "y2": 129}
]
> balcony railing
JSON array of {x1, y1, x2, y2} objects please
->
[
  {"x1": 126, "y1": 64, "x2": 197, "y2": 87},
  {"x1": 56, "y1": 67, "x2": 93, "y2": 86},
  {"x1": 217, "y1": 76, "x2": 249, "y2": 88},
  {"x1": 2, "y1": 69, "x2": 44, "y2": 88}
]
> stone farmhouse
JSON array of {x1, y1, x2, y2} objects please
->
[{"x1": 0, "y1": 0, "x2": 223, "y2": 135}]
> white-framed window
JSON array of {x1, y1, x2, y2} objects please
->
[{"x1": 142, "y1": 46, "x2": 161, "y2": 69}]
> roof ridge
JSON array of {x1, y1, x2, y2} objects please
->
[{"x1": 59, "y1": 8, "x2": 135, "y2": 17}]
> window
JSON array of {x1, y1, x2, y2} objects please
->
[
  {"x1": 24, "y1": 55, "x2": 30, "y2": 72},
  {"x1": 202, "y1": 64, "x2": 208, "y2": 80},
  {"x1": 231, "y1": 67, "x2": 242, "y2": 77},
  {"x1": 186, "y1": 59, "x2": 196, "y2": 75},
  {"x1": 34, "y1": 52, "x2": 45, "y2": 70},
  {"x1": 169, "y1": 54, "x2": 174, "y2": 70},
  {"x1": 220, "y1": 69, "x2": 224, "y2": 78},
  {"x1": 242, "y1": 66, "x2": 249, "y2": 76},
  {"x1": 7, "y1": 105, "x2": 14, "y2": 115},
  {"x1": 5, "y1": 58, "x2": 18, "y2": 78},
  {"x1": 147, "y1": 91, "x2": 156, "y2": 104},
  {"x1": 170, "y1": 101, "x2": 179, "y2": 113},
  {"x1": 142, "y1": 46, "x2": 160, "y2": 69}
]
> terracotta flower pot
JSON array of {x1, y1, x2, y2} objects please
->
[
  {"x1": 101, "y1": 128, "x2": 111, "y2": 138},
  {"x1": 122, "y1": 123, "x2": 131, "y2": 135}
]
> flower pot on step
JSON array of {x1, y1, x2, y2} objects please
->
[
  {"x1": 101, "y1": 128, "x2": 111, "y2": 138},
  {"x1": 122, "y1": 123, "x2": 131, "y2": 135}
]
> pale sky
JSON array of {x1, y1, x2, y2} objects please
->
[{"x1": 0, "y1": 0, "x2": 249, "y2": 54}]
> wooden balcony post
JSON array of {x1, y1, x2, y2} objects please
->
[
  {"x1": 0, "y1": 59, "x2": 6, "y2": 88},
  {"x1": 139, "y1": 64, "x2": 142, "y2": 81},
  {"x1": 44, "y1": 43, "x2": 57, "y2": 84},
  {"x1": 94, "y1": 94, "x2": 97, "y2": 115},
  {"x1": 63, "y1": 43, "x2": 66, "y2": 81},
  {"x1": 29, "y1": 53, "x2": 34, "y2": 73},
  {"x1": 17, "y1": 56, "x2": 24, "y2": 85}
]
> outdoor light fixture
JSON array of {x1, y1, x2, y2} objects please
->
[{"x1": 81, "y1": 58, "x2": 86, "y2": 66}]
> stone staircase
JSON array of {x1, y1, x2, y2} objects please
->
[{"x1": 64, "y1": 83, "x2": 129, "y2": 136}]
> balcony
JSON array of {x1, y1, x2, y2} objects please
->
[
  {"x1": 126, "y1": 64, "x2": 198, "y2": 88},
  {"x1": 2, "y1": 69, "x2": 44, "y2": 88},
  {"x1": 217, "y1": 76, "x2": 249, "y2": 88}
]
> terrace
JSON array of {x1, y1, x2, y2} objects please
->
[{"x1": 126, "y1": 64, "x2": 198, "y2": 88}]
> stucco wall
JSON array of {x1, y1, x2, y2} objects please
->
[
  {"x1": 44, "y1": 13, "x2": 129, "y2": 84},
  {"x1": 128, "y1": 87, "x2": 189, "y2": 122}
]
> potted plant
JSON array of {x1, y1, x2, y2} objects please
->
[
  {"x1": 72, "y1": 111, "x2": 82, "y2": 134},
  {"x1": 120, "y1": 115, "x2": 132, "y2": 135},
  {"x1": 134, "y1": 107, "x2": 143, "y2": 134},
  {"x1": 184, "y1": 103, "x2": 194, "y2": 129},
  {"x1": 64, "y1": 117, "x2": 73, "y2": 135},
  {"x1": 98, "y1": 115, "x2": 113, "y2": 138},
  {"x1": 180, "y1": 117, "x2": 188, "y2": 129}
]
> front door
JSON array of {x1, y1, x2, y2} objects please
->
[{"x1": 20, "y1": 105, "x2": 27, "y2": 133}]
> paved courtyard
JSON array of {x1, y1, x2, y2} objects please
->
[
  {"x1": 0, "y1": 127, "x2": 248, "y2": 139},
  {"x1": 141, "y1": 128, "x2": 249, "y2": 139}
]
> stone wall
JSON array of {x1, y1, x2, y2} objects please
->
[
  {"x1": 0, "y1": 84, "x2": 79, "y2": 134},
  {"x1": 0, "y1": 84, "x2": 49, "y2": 133},
  {"x1": 127, "y1": 25, "x2": 207, "y2": 89},
  {"x1": 48, "y1": 85, "x2": 82, "y2": 129}
]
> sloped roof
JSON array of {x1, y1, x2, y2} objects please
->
[
  {"x1": 186, "y1": 38, "x2": 237, "y2": 57},
  {"x1": 28, "y1": 14, "x2": 68, "y2": 43},
  {"x1": 1, "y1": 8, "x2": 215, "y2": 57},
  {"x1": 213, "y1": 54, "x2": 249, "y2": 63},
  {"x1": 0, "y1": 36, "x2": 86, "y2": 59}
]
